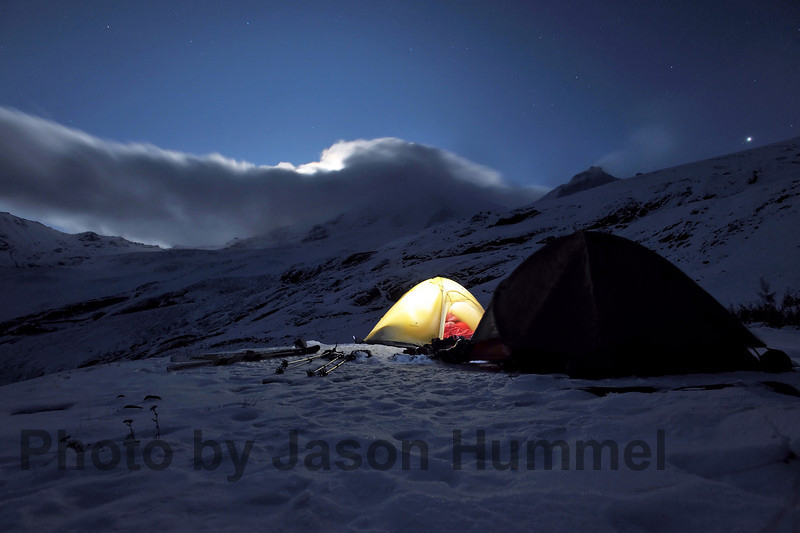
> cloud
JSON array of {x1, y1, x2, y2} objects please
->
[
  {"x1": 0, "y1": 108, "x2": 543, "y2": 247},
  {"x1": 594, "y1": 125, "x2": 675, "y2": 178}
]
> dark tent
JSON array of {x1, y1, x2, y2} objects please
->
[{"x1": 472, "y1": 230, "x2": 764, "y2": 377}]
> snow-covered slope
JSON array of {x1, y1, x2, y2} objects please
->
[{"x1": 0, "y1": 138, "x2": 799, "y2": 384}]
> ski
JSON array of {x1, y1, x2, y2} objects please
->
[{"x1": 167, "y1": 344, "x2": 321, "y2": 372}]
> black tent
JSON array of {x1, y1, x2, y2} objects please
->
[{"x1": 472, "y1": 230, "x2": 764, "y2": 377}]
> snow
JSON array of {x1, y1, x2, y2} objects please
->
[
  {"x1": 1, "y1": 339, "x2": 799, "y2": 531},
  {"x1": 0, "y1": 137, "x2": 799, "y2": 530}
]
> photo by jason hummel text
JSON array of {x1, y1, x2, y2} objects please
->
[
  {"x1": 21, "y1": 429, "x2": 666, "y2": 482},
  {"x1": 272, "y1": 429, "x2": 666, "y2": 472}
]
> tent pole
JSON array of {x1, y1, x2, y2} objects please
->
[{"x1": 438, "y1": 280, "x2": 448, "y2": 339}]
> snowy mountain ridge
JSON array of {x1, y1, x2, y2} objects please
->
[
  {"x1": 0, "y1": 212, "x2": 159, "y2": 267},
  {"x1": 0, "y1": 136, "x2": 799, "y2": 384},
  {"x1": 539, "y1": 165, "x2": 620, "y2": 200}
]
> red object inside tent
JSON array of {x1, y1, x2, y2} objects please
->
[{"x1": 443, "y1": 312, "x2": 474, "y2": 339}]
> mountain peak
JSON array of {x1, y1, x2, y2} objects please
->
[
  {"x1": 0, "y1": 212, "x2": 158, "y2": 267},
  {"x1": 540, "y1": 166, "x2": 619, "y2": 201}
]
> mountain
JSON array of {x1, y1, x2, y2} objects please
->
[
  {"x1": 539, "y1": 166, "x2": 619, "y2": 200},
  {"x1": 0, "y1": 137, "x2": 799, "y2": 384},
  {"x1": 0, "y1": 212, "x2": 159, "y2": 267}
]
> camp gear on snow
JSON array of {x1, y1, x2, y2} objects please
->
[
  {"x1": 275, "y1": 350, "x2": 331, "y2": 374},
  {"x1": 167, "y1": 344, "x2": 321, "y2": 372},
  {"x1": 320, "y1": 353, "x2": 351, "y2": 375},
  {"x1": 365, "y1": 277, "x2": 484, "y2": 347},
  {"x1": 276, "y1": 345, "x2": 370, "y2": 377},
  {"x1": 472, "y1": 230, "x2": 764, "y2": 377},
  {"x1": 309, "y1": 349, "x2": 368, "y2": 376},
  {"x1": 307, "y1": 346, "x2": 347, "y2": 376}
]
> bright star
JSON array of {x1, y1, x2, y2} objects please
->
[{"x1": 746, "y1": 137, "x2": 752, "y2": 142}]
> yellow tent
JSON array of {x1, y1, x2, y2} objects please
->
[{"x1": 364, "y1": 277, "x2": 485, "y2": 346}]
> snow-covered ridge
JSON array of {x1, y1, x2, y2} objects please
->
[
  {"x1": 0, "y1": 212, "x2": 159, "y2": 267},
  {"x1": 539, "y1": 166, "x2": 619, "y2": 200},
  {"x1": 0, "y1": 137, "x2": 799, "y2": 383}
]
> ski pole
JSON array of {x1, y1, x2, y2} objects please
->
[
  {"x1": 309, "y1": 355, "x2": 343, "y2": 376},
  {"x1": 319, "y1": 357, "x2": 348, "y2": 376},
  {"x1": 275, "y1": 353, "x2": 326, "y2": 374},
  {"x1": 277, "y1": 351, "x2": 328, "y2": 370},
  {"x1": 275, "y1": 345, "x2": 341, "y2": 374},
  {"x1": 308, "y1": 353, "x2": 345, "y2": 376},
  {"x1": 317, "y1": 351, "x2": 361, "y2": 376}
]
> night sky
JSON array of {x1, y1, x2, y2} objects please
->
[{"x1": 1, "y1": 1, "x2": 799, "y2": 245}]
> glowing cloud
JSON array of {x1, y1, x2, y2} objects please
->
[{"x1": 0, "y1": 108, "x2": 542, "y2": 246}]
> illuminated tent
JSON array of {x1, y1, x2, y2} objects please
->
[
  {"x1": 472, "y1": 230, "x2": 764, "y2": 377},
  {"x1": 365, "y1": 277, "x2": 485, "y2": 347}
]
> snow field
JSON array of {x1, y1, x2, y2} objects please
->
[{"x1": 1, "y1": 334, "x2": 798, "y2": 531}]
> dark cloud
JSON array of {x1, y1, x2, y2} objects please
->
[{"x1": 0, "y1": 108, "x2": 545, "y2": 246}]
